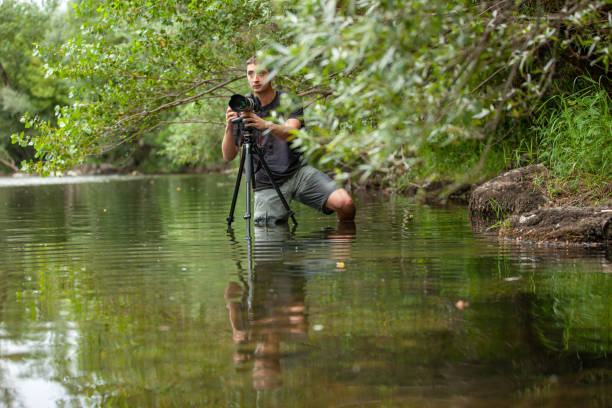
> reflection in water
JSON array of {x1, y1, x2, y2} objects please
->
[
  {"x1": 226, "y1": 222, "x2": 356, "y2": 390},
  {"x1": 1, "y1": 175, "x2": 612, "y2": 407}
]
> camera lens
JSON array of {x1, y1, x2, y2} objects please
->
[{"x1": 229, "y1": 94, "x2": 254, "y2": 112}]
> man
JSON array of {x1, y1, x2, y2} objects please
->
[{"x1": 222, "y1": 57, "x2": 355, "y2": 226}]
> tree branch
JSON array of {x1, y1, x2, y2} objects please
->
[
  {"x1": 113, "y1": 76, "x2": 243, "y2": 128},
  {"x1": 98, "y1": 118, "x2": 225, "y2": 154},
  {"x1": 0, "y1": 155, "x2": 19, "y2": 172},
  {"x1": 152, "y1": 119, "x2": 225, "y2": 127}
]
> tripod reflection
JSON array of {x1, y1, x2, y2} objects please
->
[{"x1": 225, "y1": 222, "x2": 356, "y2": 390}]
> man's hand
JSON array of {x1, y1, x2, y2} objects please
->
[
  {"x1": 223, "y1": 107, "x2": 239, "y2": 162},
  {"x1": 241, "y1": 111, "x2": 269, "y2": 131},
  {"x1": 226, "y1": 107, "x2": 239, "y2": 127},
  {"x1": 233, "y1": 110, "x2": 301, "y2": 142}
]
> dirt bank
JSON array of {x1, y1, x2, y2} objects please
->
[{"x1": 469, "y1": 165, "x2": 612, "y2": 245}]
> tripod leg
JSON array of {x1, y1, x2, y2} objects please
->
[
  {"x1": 252, "y1": 145, "x2": 298, "y2": 226},
  {"x1": 244, "y1": 142, "x2": 253, "y2": 241},
  {"x1": 227, "y1": 145, "x2": 246, "y2": 229}
]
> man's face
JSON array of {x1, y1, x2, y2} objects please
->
[{"x1": 246, "y1": 63, "x2": 272, "y2": 93}]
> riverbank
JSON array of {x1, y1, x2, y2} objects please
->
[{"x1": 468, "y1": 164, "x2": 612, "y2": 245}]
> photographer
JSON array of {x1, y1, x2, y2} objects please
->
[{"x1": 222, "y1": 56, "x2": 355, "y2": 226}]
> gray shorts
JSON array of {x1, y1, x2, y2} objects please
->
[{"x1": 254, "y1": 165, "x2": 337, "y2": 226}]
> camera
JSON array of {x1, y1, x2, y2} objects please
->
[
  {"x1": 228, "y1": 94, "x2": 262, "y2": 141},
  {"x1": 229, "y1": 94, "x2": 261, "y2": 114}
]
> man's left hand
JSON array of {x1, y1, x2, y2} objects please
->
[{"x1": 241, "y1": 112, "x2": 270, "y2": 131}]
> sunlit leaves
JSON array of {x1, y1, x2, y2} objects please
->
[
  {"x1": 13, "y1": 0, "x2": 611, "y2": 182},
  {"x1": 265, "y1": 0, "x2": 611, "y2": 187},
  {"x1": 0, "y1": 0, "x2": 69, "y2": 170},
  {"x1": 16, "y1": 0, "x2": 274, "y2": 174}
]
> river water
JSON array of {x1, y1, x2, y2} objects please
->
[{"x1": 0, "y1": 174, "x2": 610, "y2": 407}]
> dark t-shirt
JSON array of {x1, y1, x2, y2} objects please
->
[{"x1": 233, "y1": 91, "x2": 305, "y2": 191}]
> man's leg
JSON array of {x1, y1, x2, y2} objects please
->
[
  {"x1": 253, "y1": 184, "x2": 295, "y2": 226},
  {"x1": 324, "y1": 188, "x2": 356, "y2": 221},
  {"x1": 293, "y1": 166, "x2": 356, "y2": 221}
]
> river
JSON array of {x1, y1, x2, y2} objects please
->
[{"x1": 0, "y1": 173, "x2": 610, "y2": 407}]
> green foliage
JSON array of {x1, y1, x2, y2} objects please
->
[
  {"x1": 0, "y1": 0, "x2": 68, "y2": 172},
  {"x1": 263, "y1": 0, "x2": 611, "y2": 187},
  {"x1": 157, "y1": 100, "x2": 226, "y2": 167},
  {"x1": 9, "y1": 0, "x2": 612, "y2": 189},
  {"x1": 534, "y1": 78, "x2": 612, "y2": 182},
  {"x1": 486, "y1": 198, "x2": 510, "y2": 230},
  {"x1": 12, "y1": 0, "x2": 276, "y2": 175}
]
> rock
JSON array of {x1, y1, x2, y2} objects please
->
[
  {"x1": 402, "y1": 180, "x2": 473, "y2": 205},
  {"x1": 469, "y1": 164, "x2": 551, "y2": 219},
  {"x1": 95, "y1": 163, "x2": 119, "y2": 174},
  {"x1": 11, "y1": 172, "x2": 31, "y2": 178},
  {"x1": 423, "y1": 180, "x2": 453, "y2": 192},
  {"x1": 505, "y1": 207, "x2": 612, "y2": 243}
]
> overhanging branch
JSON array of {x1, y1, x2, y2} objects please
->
[{"x1": 114, "y1": 76, "x2": 243, "y2": 128}]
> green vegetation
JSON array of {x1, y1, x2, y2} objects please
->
[
  {"x1": 486, "y1": 198, "x2": 510, "y2": 230},
  {"x1": 2, "y1": 0, "x2": 611, "y2": 198},
  {"x1": 8, "y1": 0, "x2": 274, "y2": 175},
  {"x1": 0, "y1": 0, "x2": 69, "y2": 172},
  {"x1": 532, "y1": 78, "x2": 612, "y2": 201},
  {"x1": 264, "y1": 0, "x2": 611, "y2": 194}
]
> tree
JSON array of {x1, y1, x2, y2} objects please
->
[
  {"x1": 263, "y1": 0, "x2": 611, "y2": 189},
  {"x1": 14, "y1": 0, "x2": 611, "y2": 188},
  {"x1": 14, "y1": 0, "x2": 279, "y2": 175},
  {"x1": 0, "y1": 0, "x2": 68, "y2": 172}
]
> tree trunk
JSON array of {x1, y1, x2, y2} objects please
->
[{"x1": 0, "y1": 60, "x2": 11, "y2": 88}]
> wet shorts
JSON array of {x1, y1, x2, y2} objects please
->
[{"x1": 254, "y1": 165, "x2": 337, "y2": 226}]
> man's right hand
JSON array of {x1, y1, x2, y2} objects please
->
[
  {"x1": 226, "y1": 107, "x2": 238, "y2": 127},
  {"x1": 222, "y1": 107, "x2": 240, "y2": 161}
]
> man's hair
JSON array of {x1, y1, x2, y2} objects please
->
[{"x1": 246, "y1": 56, "x2": 257, "y2": 66}]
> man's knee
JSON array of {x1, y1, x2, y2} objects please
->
[
  {"x1": 329, "y1": 188, "x2": 353, "y2": 209},
  {"x1": 325, "y1": 189, "x2": 356, "y2": 220}
]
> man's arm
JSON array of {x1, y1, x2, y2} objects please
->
[
  {"x1": 241, "y1": 113, "x2": 301, "y2": 141},
  {"x1": 222, "y1": 107, "x2": 240, "y2": 161},
  {"x1": 265, "y1": 118, "x2": 302, "y2": 141}
]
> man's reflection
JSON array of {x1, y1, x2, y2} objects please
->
[{"x1": 225, "y1": 221, "x2": 355, "y2": 390}]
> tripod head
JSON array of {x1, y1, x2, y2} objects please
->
[{"x1": 231, "y1": 113, "x2": 259, "y2": 145}]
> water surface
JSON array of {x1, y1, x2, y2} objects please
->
[{"x1": 0, "y1": 174, "x2": 610, "y2": 407}]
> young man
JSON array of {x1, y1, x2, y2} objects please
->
[{"x1": 222, "y1": 57, "x2": 355, "y2": 226}]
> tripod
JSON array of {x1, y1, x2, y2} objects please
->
[{"x1": 226, "y1": 122, "x2": 297, "y2": 240}]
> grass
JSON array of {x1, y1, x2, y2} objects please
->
[
  {"x1": 530, "y1": 77, "x2": 612, "y2": 206},
  {"x1": 486, "y1": 198, "x2": 510, "y2": 230},
  {"x1": 534, "y1": 78, "x2": 611, "y2": 180},
  {"x1": 362, "y1": 77, "x2": 610, "y2": 204}
]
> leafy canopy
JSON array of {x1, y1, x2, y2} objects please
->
[
  {"x1": 14, "y1": 0, "x2": 275, "y2": 174},
  {"x1": 0, "y1": 0, "x2": 67, "y2": 171},
  {"x1": 263, "y1": 0, "x2": 611, "y2": 186},
  {"x1": 13, "y1": 0, "x2": 612, "y2": 187}
]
